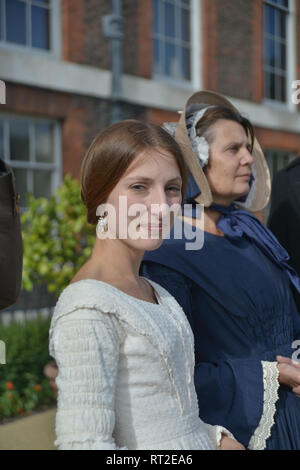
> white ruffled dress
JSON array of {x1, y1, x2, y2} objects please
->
[{"x1": 49, "y1": 278, "x2": 235, "y2": 450}]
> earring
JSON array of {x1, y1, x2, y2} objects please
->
[{"x1": 96, "y1": 214, "x2": 108, "y2": 238}]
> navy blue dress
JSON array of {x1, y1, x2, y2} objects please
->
[{"x1": 141, "y1": 224, "x2": 300, "y2": 449}]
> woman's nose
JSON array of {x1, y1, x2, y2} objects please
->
[
  {"x1": 150, "y1": 188, "x2": 169, "y2": 218},
  {"x1": 241, "y1": 148, "x2": 254, "y2": 166}
]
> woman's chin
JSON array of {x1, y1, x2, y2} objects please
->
[{"x1": 128, "y1": 237, "x2": 164, "y2": 252}]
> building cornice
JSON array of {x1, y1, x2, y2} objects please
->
[{"x1": 0, "y1": 49, "x2": 299, "y2": 133}]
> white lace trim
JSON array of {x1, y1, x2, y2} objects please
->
[{"x1": 248, "y1": 361, "x2": 279, "y2": 450}]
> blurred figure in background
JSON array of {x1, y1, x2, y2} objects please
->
[
  {"x1": 0, "y1": 158, "x2": 23, "y2": 310},
  {"x1": 268, "y1": 156, "x2": 300, "y2": 313}
]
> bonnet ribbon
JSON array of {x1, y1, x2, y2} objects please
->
[{"x1": 210, "y1": 202, "x2": 300, "y2": 294}]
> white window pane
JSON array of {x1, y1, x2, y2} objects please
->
[
  {"x1": 6, "y1": 0, "x2": 26, "y2": 45},
  {"x1": 264, "y1": 5, "x2": 275, "y2": 35},
  {"x1": 33, "y1": 169, "x2": 52, "y2": 199},
  {"x1": 277, "y1": 74, "x2": 286, "y2": 102},
  {"x1": 180, "y1": 7, "x2": 190, "y2": 42},
  {"x1": 164, "y1": 42, "x2": 176, "y2": 76},
  {"x1": 153, "y1": 38, "x2": 160, "y2": 72},
  {"x1": 13, "y1": 168, "x2": 28, "y2": 206},
  {"x1": 153, "y1": 0, "x2": 160, "y2": 34},
  {"x1": 265, "y1": 37, "x2": 275, "y2": 67},
  {"x1": 278, "y1": 10, "x2": 287, "y2": 39},
  {"x1": 35, "y1": 122, "x2": 53, "y2": 163},
  {"x1": 10, "y1": 119, "x2": 30, "y2": 161},
  {"x1": 180, "y1": 46, "x2": 190, "y2": 80},
  {"x1": 164, "y1": 2, "x2": 175, "y2": 39},
  {"x1": 31, "y1": 5, "x2": 50, "y2": 49}
]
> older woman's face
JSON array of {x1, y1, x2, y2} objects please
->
[{"x1": 204, "y1": 119, "x2": 254, "y2": 205}]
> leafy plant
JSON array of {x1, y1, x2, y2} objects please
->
[
  {"x1": 21, "y1": 174, "x2": 95, "y2": 297},
  {"x1": 0, "y1": 316, "x2": 56, "y2": 420}
]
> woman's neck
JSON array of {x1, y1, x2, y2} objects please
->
[
  {"x1": 89, "y1": 238, "x2": 144, "y2": 284},
  {"x1": 204, "y1": 208, "x2": 224, "y2": 236}
]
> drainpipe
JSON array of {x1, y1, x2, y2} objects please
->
[{"x1": 102, "y1": 0, "x2": 124, "y2": 125}]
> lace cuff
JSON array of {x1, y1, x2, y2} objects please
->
[
  {"x1": 248, "y1": 361, "x2": 279, "y2": 450},
  {"x1": 204, "y1": 423, "x2": 236, "y2": 450}
]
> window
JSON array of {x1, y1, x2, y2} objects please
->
[
  {"x1": 263, "y1": 0, "x2": 290, "y2": 102},
  {"x1": 152, "y1": 0, "x2": 191, "y2": 83},
  {"x1": 0, "y1": 0, "x2": 55, "y2": 52},
  {"x1": 0, "y1": 115, "x2": 61, "y2": 210}
]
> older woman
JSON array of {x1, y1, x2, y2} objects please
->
[{"x1": 141, "y1": 91, "x2": 300, "y2": 450}]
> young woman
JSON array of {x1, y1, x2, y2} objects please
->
[
  {"x1": 141, "y1": 92, "x2": 300, "y2": 450},
  {"x1": 49, "y1": 120, "x2": 241, "y2": 450}
]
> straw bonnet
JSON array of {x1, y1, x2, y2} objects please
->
[{"x1": 172, "y1": 91, "x2": 271, "y2": 212}]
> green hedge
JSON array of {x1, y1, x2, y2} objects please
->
[{"x1": 0, "y1": 315, "x2": 56, "y2": 420}]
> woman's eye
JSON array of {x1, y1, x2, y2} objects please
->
[
  {"x1": 131, "y1": 185, "x2": 146, "y2": 191},
  {"x1": 166, "y1": 186, "x2": 181, "y2": 193}
]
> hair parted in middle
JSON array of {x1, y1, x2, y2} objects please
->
[
  {"x1": 190, "y1": 105, "x2": 255, "y2": 152},
  {"x1": 80, "y1": 119, "x2": 188, "y2": 225}
]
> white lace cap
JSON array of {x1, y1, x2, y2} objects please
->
[{"x1": 186, "y1": 108, "x2": 212, "y2": 169}]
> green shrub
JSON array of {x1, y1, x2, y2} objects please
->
[
  {"x1": 21, "y1": 174, "x2": 96, "y2": 297},
  {"x1": 0, "y1": 315, "x2": 56, "y2": 420}
]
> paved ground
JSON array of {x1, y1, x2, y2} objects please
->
[{"x1": 0, "y1": 407, "x2": 57, "y2": 450}]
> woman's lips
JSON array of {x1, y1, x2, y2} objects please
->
[
  {"x1": 236, "y1": 174, "x2": 251, "y2": 179},
  {"x1": 139, "y1": 224, "x2": 163, "y2": 231}
]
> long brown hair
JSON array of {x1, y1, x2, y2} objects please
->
[{"x1": 80, "y1": 120, "x2": 188, "y2": 224}]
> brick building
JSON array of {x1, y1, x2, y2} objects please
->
[{"x1": 0, "y1": 0, "x2": 299, "y2": 312}]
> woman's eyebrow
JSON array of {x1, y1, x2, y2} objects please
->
[
  {"x1": 224, "y1": 140, "x2": 249, "y2": 148},
  {"x1": 125, "y1": 176, "x2": 182, "y2": 183},
  {"x1": 124, "y1": 176, "x2": 154, "y2": 183}
]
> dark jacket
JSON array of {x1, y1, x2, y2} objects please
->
[
  {"x1": 268, "y1": 156, "x2": 300, "y2": 312},
  {"x1": 0, "y1": 159, "x2": 23, "y2": 310}
]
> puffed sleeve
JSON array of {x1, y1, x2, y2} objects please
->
[{"x1": 50, "y1": 309, "x2": 127, "y2": 450}]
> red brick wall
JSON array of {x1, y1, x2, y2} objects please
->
[
  {"x1": 4, "y1": 82, "x2": 99, "y2": 178},
  {"x1": 61, "y1": 0, "x2": 143, "y2": 76},
  {"x1": 215, "y1": 0, "x2": 256, "y2": 101},
  {"x1": 252, "y1": 0, "x2": 264, "y2": 103},
  {"x1": 61, "y1": 0, "x2": 85, "y2": 63},
  {"x1": 136, "y1": 0, "x2": 152, "y2": 78},
  {"x1": 4, "y1": 83, "x2": 149, "y2": 179},
  {"x1": 202, "y1": 0, "x2": 218, "y2": 91},
  {"x1": 255, "y1": 127, "x2": 300, "y2": 154},
  {"x1": 146, "y1": 108, "x2": 180, "y2": 125}
]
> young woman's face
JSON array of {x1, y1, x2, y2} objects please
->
[
  {"x1": 204, "y1": 119, "x2": 254, "y2": 205},
  {"x1": 101, "y1": 147, "x2": 183, "y2": 251}
]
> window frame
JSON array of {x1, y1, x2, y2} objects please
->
[
  {"x1": 0, "y1": 0, "x2": 61, "y2": 58},
  {"x1": 263, "y1": 0, "x2": 296, "y2": 108},
  {"x1": 152, "y1": 0, "x2": 197, "y2": 88},
  {"x1": 0, "y1": 112, "x2": 62, "y2": 210}
]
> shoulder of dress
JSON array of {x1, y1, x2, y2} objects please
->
[{"x1": 50, "y1": 279, "x2": 124, "y2": 331}]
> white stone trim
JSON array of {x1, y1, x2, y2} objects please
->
[
  {"x1": 0, "y1": 48, "x2": 300, "y2": 133},
  {"x1": 191, "y1": 0, "x2": 202, "y2": 90}
]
